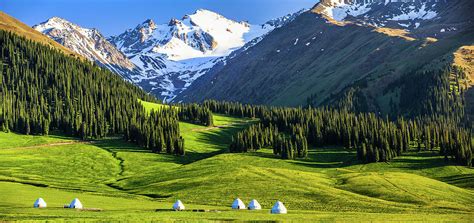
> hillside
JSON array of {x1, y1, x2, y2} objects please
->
[
  {"x1": 177, "y1": 0, "x2": 474, "y2": 118},
  {"x1": 0, "y1": 109, "x2": 473, "y2": 221},
  {"x1": 0, "y1": 25, "x2": 182, "y2": 156},
  {"x1": 0, "y1": 11, "x2": 81, "y2": 59}
]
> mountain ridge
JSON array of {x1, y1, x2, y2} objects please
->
[
  {"x1": 176, "y1": 0, "x2": 473, "y2": 118},
  {"x1": 33, "y1": 9, "x2": 304, "y2": 101},
  {"x1": 0, "y1": 11, "x2": 81, "y2": 59},
  {"x1": 33, "y1": 17, "x2": 142, "y2": 81}
]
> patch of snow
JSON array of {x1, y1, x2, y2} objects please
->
[
  {"x1": 321, "y1": 3, "x2": 372, "y2": 21},
  {"x1": 294, "y1": 38, "x2": 299, "y2": 45},
  {"x1": 398, "y1": 23, "x2": 410, "y2": 28},
  {"x1": 388, "y1": 3, "x2": 437, "y2": 21}
]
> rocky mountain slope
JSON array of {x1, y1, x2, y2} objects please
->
[
  {"x1": 34, "y1": 9, "x2": 303, "y2": 101},
  {"x1": 33, "y1": 17, "x2": 141, "y2": 81},
  {"x1": 177, "y1": 0, "x2": 473, "y2": 118},
  {"x1": 108, "y1": 9, "x2": 304, "y2": 101}
]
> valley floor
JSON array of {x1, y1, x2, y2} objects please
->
[{"x1": 0, "y1": 114, "x2": 473, "y2": 222}]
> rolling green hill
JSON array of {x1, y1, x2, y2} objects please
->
[
  {"x1": 1, "y1": 109, "x2": 473, "y2": 221},
  {"x1": 0, "y1": 6, "x2": 473, "y2": 222}
]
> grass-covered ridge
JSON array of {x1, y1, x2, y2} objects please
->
[
  {"x1": 0, "y1": 12, "x2": 80, "y2": 58},
  {"x1": 0, "y1": 105, "x2": 473, "y2": 221}
]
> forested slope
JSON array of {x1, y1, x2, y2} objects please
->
[{"x1": 0, "y1": 30, "x2": 183, "y2": 154}]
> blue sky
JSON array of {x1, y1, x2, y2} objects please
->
[{"x1": 2, "y1": 0, "x2": 316, "y2": 36}]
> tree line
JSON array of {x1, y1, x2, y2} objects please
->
[
  {"x1": 392, "y1": 66, "x2": 468, "y2": 124},
  {"x1": 0, "y1": 30, "x2": 183, "y2": 155},
  {"x1": 203, "y1": 100, "x2": 472, "y2": 166},
  {"x1": 125, "y1": 109, "x2": 184, "y2": 155},
  {"x1": 177, "y1": 104, "x2": 214, "y2": 127},
  {"x1": 229, "y1": 123, "x2": 308, "y2": 159}
]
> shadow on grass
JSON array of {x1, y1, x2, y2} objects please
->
[
  {"x1": 390, "y1": 151, "x2": 453, "y2": 170},
  {"x1": 248, "y1": 147, "x2": 360, "y2": 169},
  {"x1": 440, "y1": 174, "x2": 474, "y2": 188},
  {"x1": 0, "y1": 179, "x2": 48, "y2": 188},
  {"x1": 93, "y1": 119, "x2": 251, "y2": 166},
  {"x1": 182, "y1": 122, "x2": 252, "y2": 164},
  {"x1": 93, "y1": 139, "x2": 190, "y2": 165},
  {"x1": 294, "y1": 148, "x2": 359, "y2": 168}
]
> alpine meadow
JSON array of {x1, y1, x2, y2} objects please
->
[{"x1": 0, "y1": 0, "x2": 473, "y2": 222}]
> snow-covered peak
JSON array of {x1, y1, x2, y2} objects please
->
[
  {"x1": 110, "y1": 9, "x2": 255, "y2": 61},
  {"x1": 37, "y1": 9, "x2": 307, "y2": 103},
  {"x1": 135, "y1": 19, "x2": 156, "y2": 32},
  {"x1": 44, "y1": 16, "x2": 68, "y2": 25},
  {"x1": 35, "y1": 16, "x2": 88, "y2": 34},
  {"x1": 34, "y1": 17, "x2": 138, "y2": 78},
  {"x1": 190, "y1": 9, "x2": 225, "y2": 19}
]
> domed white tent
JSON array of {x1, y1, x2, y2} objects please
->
[
  {"x1": 33, "y1": 198, "x2": 47, "y2": 208},
  {"x1": 172, "y1": 200, "x2": 185, "y2": 211},
  {"x1": 231, "y1": 198, "x2": 246, "y2": 209},
  {"x1": 247, "y1": 199, "x2": 261, "y2": 210},
  {"x1": 271, "y1": 201, "x2": 287, "y2": 214},
  {"x1": 68, "y1": 198, "x2": 83, "y2": 209}
]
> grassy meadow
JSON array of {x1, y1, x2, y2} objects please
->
[{"x1": 0, "y1": 102, "x2": 473, "y2": 222}]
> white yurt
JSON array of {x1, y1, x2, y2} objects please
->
[
  {"x1": 68, "y1": 198, "x2": 83, "y2": 209},
  {"x1": 172, "y1": 200, "x2": 185, "y2": 211},
  {"x1": 33, "y1": 198, "x2": 47, "y2": 208},
  {"x1": 247, "y1": 199, "x2": 262, "y2": 210},
  {"x1": 231, "y1": 198, "x2": 246, "y2": 209},
  {"x1": 271, "y1": 201, "x2": 287, "y2": 214}
]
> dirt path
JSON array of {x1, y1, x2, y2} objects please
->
[{"x1": 7, "y1": 141, "x2": 95, "y2": 150}]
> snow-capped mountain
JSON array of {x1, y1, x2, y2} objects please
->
[
  {"x1": 34, "y1": 9, "x2": 304, "y2": 102},
  {"x1": 107, "y1": 9, "x2": 304, "y2": 101},
  {"x1": 110, "y1": 10, "x2": 258, "y2": 61},
  {"x1": 33, "y1": 17, "x2": 141, "y2": 80}
]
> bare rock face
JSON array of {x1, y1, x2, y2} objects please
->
[
  {"x1": 168, "y1": 18, "x2": 181, "y2": 26},
  {"x1": 33, "y1": 17, "x2": 140, "y2": 80}
]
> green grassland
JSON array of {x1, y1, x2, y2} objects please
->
[
  {"x1": 0, "y1": 105, "x2": 473, "y2": 221},
  {"x1": 139, "y1": 99, "x2": 174, "y2": 112}
]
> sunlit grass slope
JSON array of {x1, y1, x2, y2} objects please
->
[
  {"x1": 4, "y1": 181, "x2": 472, "y2": 222},
  {"x1": 0, "y1": 101, "x2": 473, "y2": 221},
  {"x1": 0, "y1": 132, "x2": 71, "y2": 149}
]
